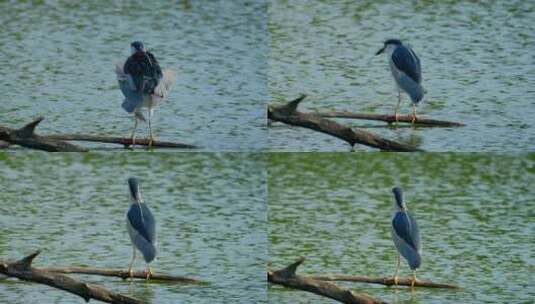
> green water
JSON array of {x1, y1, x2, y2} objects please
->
[
  {"x1": 268, "y1": 0, "x2": 535, "y2": 151},
  {"x1": 0, "y1": 153, "x2": 266, "y2": 303},
  {"x1": 268, "y1": 153, "x2": 535, "y2": 303},
  {"x1": 0, "y1": 1, "x2": 267, "y2": 151}
]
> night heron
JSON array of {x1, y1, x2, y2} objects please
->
[
  {"x1": 116, "y1": 41, "x2": 176, "y2": 146},
  {"x1": 126, "y1": 177, "x2": 157, "y2": 279},
  {"x1": 376, "y1": 39, "x2": 424, "y2": 123},
  {"x1": 390, "y1": 186, "x2": 421, "y2": 287}
]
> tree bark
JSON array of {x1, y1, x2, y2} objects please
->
[
  {"x1": 0, "y1": 251, "x2": 143, "y2": 304},
  {"x1": 47, "y1": 134, "x2": 197, "y2": 149},
  {"x1": 304, "y1": 274, "x2": 459, "y2": 289},
  {"x1": 268, "y1": 95, "x2": 421, "y2": 152},
  {"x1": 0, "y1": 117, "x2": 197, "y2": 151},
  {"x1": 315, "y1": 112, "x2": 464, "y2": 127},
  {"x1": 268, "y1": 257, "x2": 388, "y2": 304},
  {"x1": 43, "y1": 266, "x2": 202, "y2": 283},
  {"x1": 0, "y1": 117, "x2": 87, "y2": 152}
]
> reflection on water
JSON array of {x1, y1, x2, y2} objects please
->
[
  {"x1": 0, "y1": 1, "x2": 267, "y2": 151},
  {"x1": 268, "y1": 153, "x2": 535, "y2": 303},
  {"x1": 0, "y1": 153, "x2": 266, "y2": 304},
  {"x1": 268, "y1": 0, "x2": 535, "y2": 151}
]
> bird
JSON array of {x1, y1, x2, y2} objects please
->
[
  {"x1": 390, "y1": 186, "x2": 421, "y2": 288},
  {"x1": 376, "y1": 39, "x2": 424, "y2": 123},
  {"x1": 125, "y1": 177, "x2": 157, "y2": 280},
  {"x1": 116, "y1": 41, "x2": 176, "y2": 147}
]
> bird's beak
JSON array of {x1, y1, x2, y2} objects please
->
[{"x1": 375, "y1": 46, "x2": 385, "y2": 55}]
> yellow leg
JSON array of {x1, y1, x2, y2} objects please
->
[
  {"x1": 395, "y1": 91, "x2": 401, "y2": 122},
  {"x1": 393, "y1": 254, "x2": 400, "y2": 285},
  {"x1": 127, "y1": 246, "x2": 136, "y2": 279},
  {"x1": 411, "y1": 104, "x2": 417, "y2": 124},
  {"x1": 146, "y1": 265, "x2": 152, "y2": 280},
  {"x1": 411, "y1": 270, "x2": 417, "y2": 288},
  {"x1": 130, "y1": 116, "x2": 138, "y2": 146},
  {"x1": 148, "y1": 108, "x2": 154, "y2": 147}
]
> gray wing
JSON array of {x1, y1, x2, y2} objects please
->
[
  {"x1": 392, "y1": 45, "x2": 421, "y2": 84},
  {"x1": 116, "y1": 62, "x2": 143, "y2": 113},
  {"x1": 392, "y1": 211, "x2": 421, "y2": 252},
  {"x1": 127, "y1": 203, "x2": 156, "y2": 244}
]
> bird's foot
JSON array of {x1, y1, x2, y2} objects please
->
[
  {"x1": 128, "y1": 268, "x2": 134, "y2": 279},
  {"x1": 145, "y1": 267, "x2": 153, "y2": 280},
  {"x1": 411, "y1": 273, "x2": 417, "y2": 288},
  {"x1": 393, "y1": 275, "x2": 399, "y2": 286},
  {"x1": 395, "y1": 113, "x2": 400, "y2": 123},
  {"x1": 411, "y1": 115, "x2": 417, "y2": 124}
]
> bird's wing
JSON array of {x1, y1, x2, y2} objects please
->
[
  {"x1": 116, "y1": 62, "x2": 137, "y2": 92},
  {"x1": 392, "y1": 211, "x2": 420, "y2": 252},
  {"x1": 127, "y1": 203, "x2": 156, "y2": 244},
  {"x1": 392, "y1": 45, "x2": 421, "y2": 83},
  {"x1": 147, "y1": 52, "x2": 163, "y2": 80},
  {"x1": 117, "y1": 61, "x2": 143, "y2": 112},
  {"x1": 153, "y1": 69, "x2": 176, "y2": 100},
  {"x1": 123, "y1": 56, "x2": 145, "y2": 93}
]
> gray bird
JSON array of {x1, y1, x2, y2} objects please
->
[
  {"x1": 390, "y1": 186, "x2": 421, "y2": 287},
  {"x1": 116, "y1": 41, "x2": 176, "y2": 146},
  {"x1": 126, "y1": 177, "x2": 157, "y2": 279},
  {"x1": 376, "y1": 39, "x2": 424, "y2": 123}
]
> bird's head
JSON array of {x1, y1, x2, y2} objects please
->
[
  {"x1": 392, "y1": 186, "x2": 406, "y2": 210},
  {"x1": 375, "y1": 39, "x2": 402, "y2": 55},
  {"x1": 128, "y1": 177, "x2": 143, "y2": 203},
  {"x1": 130, "y1": 41, "x2": 145, "y2": 54}
]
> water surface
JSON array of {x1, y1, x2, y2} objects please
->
[
  {"x1": 268, "y1": 0, "x2": 535, "y2": 151},
  {"x1": 0, "y1": 153, "x2": 266, "y2": 303},
  {"x1": 268, "y1": 153, "x2": 534, "y2": 303},
  {"x1": 0, "y1": 0, "x2": 267, "y2": 151}
]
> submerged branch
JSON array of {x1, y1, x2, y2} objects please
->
[
  {"x1": 305, "y1": 274, "x2": 460, "y2": 289},
  {"x1": 268, "y1": 95, "x2": 420, "y2": 152},
  {"x1": 0, "y1": 251, "x2": 143, "y2": 304},
  {"x1": 0, "y1": 117, "x2": 197, "y2": 151},
  {"x1": 43, "y1": 266, "x2": 203, "y2": 284},
  {"x1": 315, "y1": 111, "x2": 464, "y2": 127},
  {"x1": 268, "y1": 257, "x2": 388, "y2": 304}
]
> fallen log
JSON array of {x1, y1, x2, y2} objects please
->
[
  {"x1": 315, "y1": 112, "x2": 464, "y2": 127},
  {"x1": 0, "y1": 117, "x2": 87, "y2": 152},
  {"x1": 43, "y1": 266, "x2": 203, "y2": 284},
  {"x1": 305, "y1": 274, "x2": 459, "y2": 289},
  {"x1": 47, "y1": 134, "x2": 197, "y2": 149},
  {"x1": 268, "y1": 95, "x2": 420, "y2": 152},
  {"x1": 0, "y1": 117, "x2": 197, "y2": 151},
  {"x1": 268, "y1": 257, "x2": 388, "y2": 304},
  {"x1": 0, "y1": 250, "x2": 143, "y2": 304}
]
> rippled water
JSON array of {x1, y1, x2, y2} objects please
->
[
  {"x1": 268, "y1": 153, "x2": 535, "y2": 303},
  {"x1": 268, "y1": 0, "x2": 535, "y2": 151},
  {"x1": 0, "y1": 153, "x2": 266, "y2": 303},
  {"x1": 0, "y1": 1, "x2": 267, "y2": 151}
]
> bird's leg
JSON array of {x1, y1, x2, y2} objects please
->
[
  {"x1": 393, "y1": 254, "x2": 400, "y2": 285},
  {"x1": 128, "y1": 246, "x2": 136, "y2": 279},
  {"x1": 147, "y1": 108, "x2": 154, "y2": 147},
  {"x1": 145, "y1": 265, "x2": 152, "y2": 280},
  {"x1": 395, "y1": 90, "x2": 401, "y2": 122},
  {"x1": 411, "y1": 270, "x2": 417, "y2": 288},
  {"x1": 411, "y1": 104, "x2": 418, "y2": 124},
  {"x1": 130, "y1": 115, "x2": 138, "y2": 147}
]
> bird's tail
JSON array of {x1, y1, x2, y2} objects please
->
[{"x1": 410, "y1": 83, "x2": 425, "y2": 104}]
